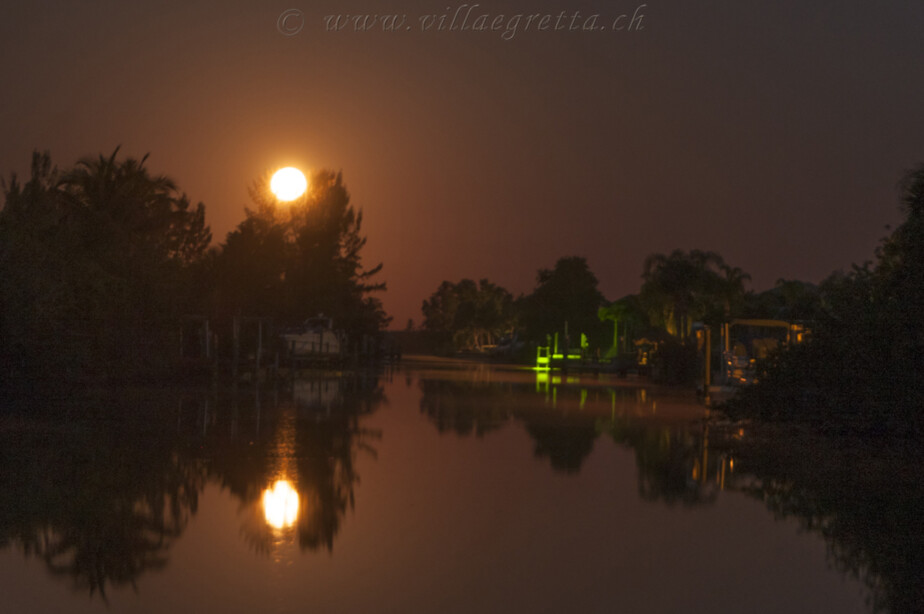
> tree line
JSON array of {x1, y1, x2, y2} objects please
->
[
  {"x1": 419, "y1": 244, "x2": 865, "y2": 356},
  {"x1": 421, "y1": 163, "x2": 924, "y2": 436},
  {"x1": 421, "y1": 215, "x2": 919, "y2": 369},
  {"x1": 0, "y1": 149, "x2": 388, "y2": 386},
  {"x1": 421, "y1": 250, "x2": 770, "y2": 360}
]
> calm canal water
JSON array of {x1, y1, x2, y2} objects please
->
[{"x1": 1, "y1": 360, "x2": 919, "y2": 613}]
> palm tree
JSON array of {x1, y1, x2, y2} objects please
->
[
  {"x1": 59, "y1": 148, "x2": 210, "y2": 267},
  {"x1": 598, "y1": 297, "x2": 642, "y2": 358},
  {"x1": 56, "y1": 148, "x2": 211, "y2": 374},
  {"x1": 641, "y1": 250, "x2": 745, "y2": 338},
  {"x1": 720, "y1": 265, "x2": 751, "y2": 318}
]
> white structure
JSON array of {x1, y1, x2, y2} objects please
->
[{"x1": 281, "y1": 316, "x2": 342, "y2": 358}]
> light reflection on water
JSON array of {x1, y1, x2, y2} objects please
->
[
  {"x1": 262, "y1": 406, "x2": 299, "y2": 532},
  {"x1": 262, "y1": 480, "x2": 299, "y2": 530},
  {"x1": 0, "y1": 363, "x2": 916, "y2": 613}
]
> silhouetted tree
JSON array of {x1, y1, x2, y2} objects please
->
[
  {"x1": 213, "y1": 170, "x2": 389, "y2": 345},
  {"x1": 726, "y1": 164, "x2": 924, "y2": 436},
  {"x1": 719, "y1": 265, "x2": 752, "y2": 318},
  {"x1": 597, "y1": 295, "x2": 646, "y2": 359},
  {"x1": 0, "y1": 152, "x2": 70, "y2": 378},
  {"x1": 745, "y1": 279, "x2": 823, "y2": 321},
  {"x1": 212, "y1": 205, "x2": 288, "y2": 320},
  {"x1": 519, "y1": 256, "x2": 607, "y2": 348},
  {"x1": 0, "y1": 149, "x2": 210, "y2": 382},
  {"x1": 640, "y1": 249, "x2": 744, "y2": 339},
  {"x1": 421, "y1": 278, "x2": 515, "y2": 352}
]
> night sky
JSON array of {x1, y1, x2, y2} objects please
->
[{"x1": 2, "y1": 1, "x2": 923, "y2": 327}]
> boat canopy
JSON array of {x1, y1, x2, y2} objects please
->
[{"x1": 730, "y1": 319, "x2": 793, "y2": 329}]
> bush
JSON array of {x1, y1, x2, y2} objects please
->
[{"x1": 651, "y1": 339, "x2": 700, "y2": 385}]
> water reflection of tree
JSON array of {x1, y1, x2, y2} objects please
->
[
  {"x1": 599, "y1": 417, "x2": 717, "y2": 507},
  {"x1": 206, "y1": 376, "x2": 385, "y2": 554},
  {"x1": 293, "y1": 407, "x2": 376, "y2": 552},
  {"x1": 522, "y1": 413, "x2": 598, "y2": 474},
  {"x1": 418, "y1": 377, "x2": 602, "y2": 469},
  {"x1": 417, "y1": 376, "x2": 715, "y2": 492},
  {"x1": 0, "y1": 374, "x2": 385, "y2": 598},
  {"x1": 720, "y1": 433, "x2": 924, "y2": 614},
  {"x1": 417, "y1": 379, "x2": 511, "y2": 437},
  {"x1": 0, "y1": 405, "x2": 205, "y2": 599}
]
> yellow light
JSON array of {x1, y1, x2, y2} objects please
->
[
  {"x1": 270, "y1": 167, "x2": 308, "y2": 201},
  {"x1": 263, "y1": 480, "x2": 299, "y2": 529}
]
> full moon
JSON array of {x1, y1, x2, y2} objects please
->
[{"x1": 270, "y1": 167, "x2": 308, "y2": 201}]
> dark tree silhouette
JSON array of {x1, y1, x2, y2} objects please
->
[
  {"x1": 421, "y1": 278, "x2": 515, "y2": 352},
  {"x1": 213, "y1": 169, "x2": 389, "y2": 345},
  {"x1": 726, "y1": 163, "x2": 924, "y2": 436},
  {"x1": 640, "y1": 249, "x2": 747, "y2": 339},
  {"x1": 0, "y1": 149, "x2": 211, "y2": 382},
  {"x1": 518, "y1": 256, "x2": 607, "y2": 347},
  {"x1": 597, "y1": 295, "x2": 647, "y2": 359}
]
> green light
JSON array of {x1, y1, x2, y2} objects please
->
[{"x1": 535, "y1": 345, "x2": 551, "y2": 369}]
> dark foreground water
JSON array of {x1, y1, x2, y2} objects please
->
[{"x1": 1, "y1": 361, "x2": 920, "y2": 613}]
